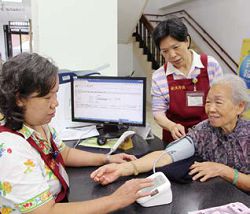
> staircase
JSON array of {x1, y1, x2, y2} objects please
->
[
  {"x1": 132, "y1": 11, "x2": 238, "y2": 73},
  {"x1": 132, "y1": 15, "x2": 163, "y2": 70}
]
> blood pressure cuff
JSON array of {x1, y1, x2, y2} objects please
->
[
  {"x1": 156, "y1": 155, "x2": 203, "y2": 183},
  {"x1": 165, "y1": 135, "x2": 195, "y2": 162},
  {"x1": 155, "y1": 136, "x2": 201, "y2": 183}
]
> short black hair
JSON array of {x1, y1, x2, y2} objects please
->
[
  {"x1": 0, "y1": 52, "x2": 58, "y2": 130},
  {"x1": 152, "y1": 17, "x2": 189, "y2": 49}
]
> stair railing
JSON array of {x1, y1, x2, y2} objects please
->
[
  {"x1": 133, "y1": 10, "x2": 238, "y2": 73},
  {"x1": 133, "y1": 14, "x2": 165, "y2": 70}
]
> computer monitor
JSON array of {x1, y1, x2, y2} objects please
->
[{"x1": 71, "y1": 76, "x2": 146, "y2": 137}]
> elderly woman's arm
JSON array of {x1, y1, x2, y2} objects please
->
[
  {"x1": 91, "y1": 151, "x2": 173, "y2": 185},
  {"x1": 189, "y1": 162, "x2": 250, "y2": 192},
  {"x1": 91, "y1": 136, "x2": 196, "y2": 185},
  {"x1": 222, "y1": 165, "x2": 250, "y2": 192}
]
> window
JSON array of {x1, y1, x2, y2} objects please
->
[{"x1": 3, "y1": 21, "x2": 31, "y2": 58}]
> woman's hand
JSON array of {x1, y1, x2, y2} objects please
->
[
  {"x1": 169, "y1": 123, "x2": 185, "y2": 140},
  {"x1": 91, "y1": 163, "x2": 123, "y2": 185},
  {"x1": 109, "y1": 153, "x2": 136, "y2": 163},
  {"x1": 189, "y1": 161, "x2": 225, "y2": 182},
  {"x1": 109, "y1": 178, "x2": 153, "y2": 209}
]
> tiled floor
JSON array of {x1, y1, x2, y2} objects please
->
[{"x1": 146, "y1": 102, "x2": 162, "y2": 139}]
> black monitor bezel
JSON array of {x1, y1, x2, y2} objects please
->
[{"x1": 71, "y1": 76, "x2": 146, "y2": 127}]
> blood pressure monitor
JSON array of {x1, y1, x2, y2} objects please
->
[{"x1": 136, "y1": 172, "x2": 172, "y2": 207}]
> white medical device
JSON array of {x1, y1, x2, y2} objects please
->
[
  {"x1": 136, "y1": 172, "x2": 172, "y2": 207},
  {"x1": 107, "y1": 130, "x2": 136, "y2": 155}
]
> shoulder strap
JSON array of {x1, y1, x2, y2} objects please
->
[
  {"x1": 0, "y1": 125, "x2": 68, "y2": 202},
  {"x1": 200, "y1": 53, "x2": 208, "y2": 68},
  {"x1": 164, "y1": 63, "x2": 167, "y2": 72},
  {"x1": 27, "y1": 133, "x2": 68, "y2": 202},
  {"x1": 0, "y1": 126, "x2": 24, "y2": 138},
  {"x1": 164, "y1": 63, "x2": 175, "y2": 82}
]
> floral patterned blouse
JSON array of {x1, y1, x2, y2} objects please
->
[
  {"x1": 0, "y1": 124, "x2": 66, "y2": 213},
  {"x1": 187, "y1": 118, "x2": 250, "y2": 174}
]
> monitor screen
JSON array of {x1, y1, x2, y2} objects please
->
[{"x1": 71, "y1": 76, "x2": 146, "y2": 127}]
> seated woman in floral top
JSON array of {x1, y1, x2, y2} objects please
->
[
  {"x1": 91, "y1": 74, "x2": 250, "y2": 193},
  {"x1": 0, "y1": 53, "x2": 152, "y2": 214}
]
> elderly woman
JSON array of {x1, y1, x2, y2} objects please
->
[
  {"x1": 91, "y1": 74, "x2": 250, "y2": 192},
  {"x1": 0, "y1": 53, "x2": 152, "y2": 214}
]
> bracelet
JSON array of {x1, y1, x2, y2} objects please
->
[
  {"x1": 105, "y1": 154, "x2": 111, "y2": 164},
  {"x1": 130, "y1": 161, "x2": 139, "y2": 176},
  {"x1": 232, "y1": 169, "x2": 239, "y2": 185}
]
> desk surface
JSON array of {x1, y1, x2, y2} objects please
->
[{"x1": 66, "y1": 135, "x2": 250, "y2": 214}]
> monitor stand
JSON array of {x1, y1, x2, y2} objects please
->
[{"x1": 97, "y1": 124, "x2": 128, "y2": 139}]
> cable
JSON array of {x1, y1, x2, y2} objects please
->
[
  {"x1": 107, "y1": 149, "x2": 114, "y2": 155},
  {"x1": 153, "y1": 150, "x2": 169, "y2": 174},
  {"x1": 152, "y1": 136, "x2": 188, "y2": 174},
  {"x1": 73, "y1": 126, "x2": 98, "y2": 148}
]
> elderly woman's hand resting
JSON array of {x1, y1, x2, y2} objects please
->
[
  {"x1": 91, "y1": 163, "x2": 123, "y2": 185},
  {"x1": 189, "y1": 161, "x2": 226, "y2": 182}
]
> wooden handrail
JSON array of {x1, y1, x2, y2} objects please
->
[
  {"x1": 144, "y1": 10, "x2": 238, "y2": 69},
  {"x1": 140, "y1": 14, "x2": 154, "y2": 33},
  {"x1": 133, "y1": 14, "x2": 164, "y2": 69}
]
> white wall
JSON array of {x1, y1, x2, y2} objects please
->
[
  {"x1": 144, "y1": 0, "x2": 189, "y2": 14},
  {"x1": 31, "y1": 0, "x2": 117, "y2": 75},
  {"x1": 133, "y1": 41, "x2": 152, "y2": 103},
  {"x1": 118, "y1": 0, "x2": 148, "y2": 77},
  {"x1": 119, "y1": 40, "x2": 152, "y2": 102},
  {"x1": 118, "y1": 0, "x2": 148, "y2": 43},
  {"x1": 118, "y1": 43, "x2": 133, "y2": 76},
  {"x1": 145, "y1": 0, "x2": 250, "y2": 63}
]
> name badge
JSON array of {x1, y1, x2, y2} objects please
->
[
  {"x1": 186, "y1": 91, "x2": 204, "y2": 107},
  {"x1": 59, "y1": 163, "x2": 70, "y2": 187}
]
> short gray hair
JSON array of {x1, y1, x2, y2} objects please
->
[{"x1": 211, "y1": 74, "x2": 250, "y2": 112}]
